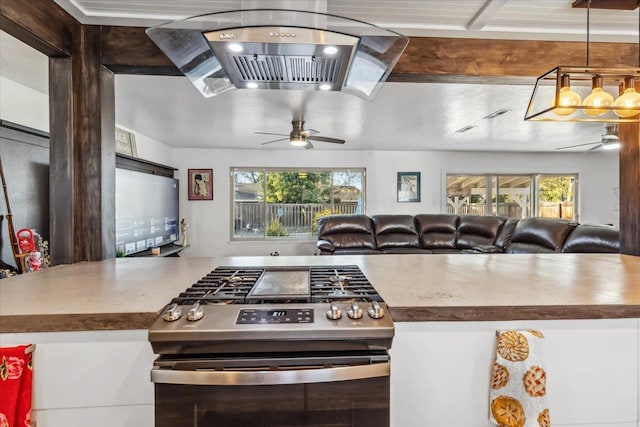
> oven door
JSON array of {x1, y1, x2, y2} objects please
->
[{"x1": 151, "y1": 352, "x2": 390, "y2": 427}]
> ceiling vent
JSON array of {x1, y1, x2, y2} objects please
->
[{"x1": 146, "y1": 9, "x2": 409, "y2": 100}]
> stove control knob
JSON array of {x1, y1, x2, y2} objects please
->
[
  {"x1": 367, "y1": 301, "x2": 385, "y2": 319},
  {"x1": 347, "y1": 302, "x2": 363, "y2": 319},
  {"x1": 162, "y1": 303, "x2": 182, "y2": 322},
  {"x1": 186, "y1": 302, "x2": 204, "y2": 322},
  {"x1": 326, "y1": 303, "x2": 342, "y2": 320}
]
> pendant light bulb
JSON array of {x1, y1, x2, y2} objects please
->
[
  {"x1": 553, "y1": 74, "x2": 581, "y2": 116},
  {"x1": 583, "y1": 76, "x2": 614, "y2": 117},
  {"x1": 614, "y1": 77, "x2": 640, "y2": 118}
]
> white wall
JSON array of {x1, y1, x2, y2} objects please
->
[
  {"x1": 167, "y1": 147, "x2": 619, "y2": 258},
  {"x1": 0, "y1": 76, "x2": 49, "y2": 131},
  {"x1": 118, "y1": 126, "x2": 172, "y2": 166}
]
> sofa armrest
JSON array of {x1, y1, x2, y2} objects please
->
[
  {"x1": 317, "y1": 239, "x2": 335, "y2": 254},
  {"x1": 471, "y1": 244, "x2": 504, "y2": 253}
]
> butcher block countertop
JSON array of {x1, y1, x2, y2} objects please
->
[{"x1": 1, "y1": 254, "x2": 639, "y2": 333}]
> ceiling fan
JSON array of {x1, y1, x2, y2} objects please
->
[
  {"x1": 556, "y1": 124, "x2": 620, "y2": 152},
  {"x1": 256, "y1": 120, "x2": 345, "y2": 149}
]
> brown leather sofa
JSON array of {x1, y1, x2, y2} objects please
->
[{"x1": 316, "y1": 214, "x2": 620, "y2": 255}]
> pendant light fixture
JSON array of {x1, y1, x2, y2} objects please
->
[{"x1": 525, "y1": 0, "x2": 640, "y2": 122}]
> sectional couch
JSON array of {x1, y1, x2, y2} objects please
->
[{"x1": 316, "y1": 214, "x2": 620, "y2": 255}]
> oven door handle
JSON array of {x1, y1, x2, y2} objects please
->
[{"x1": 151, "y1": 362, "x2": 390, "y2": 386}]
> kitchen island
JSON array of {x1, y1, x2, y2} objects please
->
[{"x1": 1, "y1": 254, "x2": 639, "y2": 426}]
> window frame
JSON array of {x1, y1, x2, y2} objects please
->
[
  {"x1": 230, "y1": 167, "x2": 366, "y2": 241},
  {"x1": 445, "y1": 173, "x2": 579, "y2": 220}
]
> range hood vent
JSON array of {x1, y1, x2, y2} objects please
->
[
  {"x1": 146, "y1": 9, "x2": 409, "y2": 100},
  {"x1": 231, "y1": 54, "x2": 343, "y2": 83}
]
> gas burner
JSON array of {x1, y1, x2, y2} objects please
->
[
  {"x1": 171, "y1": 267, "x2": 264, "y2": 306},
  {"x1": 309, "y1": 265, "x2": 383, "y2": 303},
  {"x1": 169, "y1": 265, "x2": 383, "y2": 306},
  {"x1": 329, "y1": 274, "x2": 352, "y2": 283}
]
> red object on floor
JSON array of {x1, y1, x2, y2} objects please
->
[
  {"x1": 16, "y1": 229, "x2": 36, "y2": 254},
  {"x1": 0, "y1": 345, "x2": 33, "y2": 427}
]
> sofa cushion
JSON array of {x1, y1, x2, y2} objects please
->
[
  {"x1": 317, "y1": 215, "x2": 376, "y2": 250},
  {"x1": 561, "y1": 224, "x2": 620, "y2": 253},
  {"x1": 456, "y1": 215, "x2": 507, "y2": 249},
  {"x1": 372, "y1": 214, "x2": 420, "y2": 249},
  {"x1": 506, "y1": 217, "x2": 577, "y2": 253},
  {"x1": 380, "y1": 247, "x2": 434, "y2": 254},
  {"x1": 495, "y1": 218, "x2": 519, "y2": 250},
  {"x1": 333, "y1": 248, "x2": 381, "y2": 255},
  {"x1": 415, "y1": 214, "x2": 459, "y2": 249},
  {"x1": 431, "y1": 248, "x2": 462, "y2": 254}
]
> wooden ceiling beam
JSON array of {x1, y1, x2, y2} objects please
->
[
  {"x1": 390, "y1": 37, "x2": 639, "y2": 82},
  {"x1": 0, "y1": 0, "x2": 77, "y2": 57},
  {"x1": 100, "y1": 26, "x2": 639, "y2": 82},
  {"x1": 572, "y1": 0, "x2": 638, "y2": 10}
]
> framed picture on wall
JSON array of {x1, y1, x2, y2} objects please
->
[
  {"x1": 188, "y1": 169, "x2": 213, "y2": 200},
  {"x1": 397, "y1": 172, "x2": 421, "y2": 202},
  {"x1": 115, "y1": 127, "x2": 138, "y2": 157}
]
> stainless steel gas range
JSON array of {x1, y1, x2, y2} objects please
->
[{"x1": 149, "y1": 265, "x2": 394, "y2": 427}]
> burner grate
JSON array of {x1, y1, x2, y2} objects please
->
[
  {"x1": 170, "y1": 265, "x2": 383, "y2": 305},
  {"x1": 309, "y1": 265, "x2": 383, "y2": 303},
  {"x1": 171, "y1": 268, "x2": 264, "y2": 305}
]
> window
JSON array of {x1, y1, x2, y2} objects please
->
[
  {"x1": 232, "y1": 168, "x2": 365, "y2": 239},
  {"x1": 446, "y1": 174, "x2": 577, "y2": 220},
  {"x1": 536, "y1": 175, "x2": 576, "y2": 220}
]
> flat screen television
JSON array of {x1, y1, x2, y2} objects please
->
[{"x1": 115, "y1": 168, "x2": 179, "y2": 256}]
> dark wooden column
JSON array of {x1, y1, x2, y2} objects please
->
[
  {"x1": 49, "y1": 57, "x2": 75, "y2": 264},
  {"x1": 70, "y1": 25, "x2": 115, "y2": 262},
  {"x1": 1, "y1": 2, "x2": 115, "y2": 264},
  {"x1": 619, "y1": 122, "x2": 640, "y2": 255}
]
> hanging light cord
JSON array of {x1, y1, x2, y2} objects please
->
[{"x1": 586, "y1": 0, "x2": 591, "y2": 67}]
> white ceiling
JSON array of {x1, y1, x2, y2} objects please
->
[{"x1": 3, "y1": 1, "x2": 639, "y2": 152}]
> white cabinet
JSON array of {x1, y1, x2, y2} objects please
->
[
  {"x1": 0, "y1": 330, "x2": 155, "y2": 427},
  {"x1": 391, "y1": 319, "x2": 639, "y2": 427},
  {"x1": 2, "y1": 319, "x2": 639, "y2": 427}
]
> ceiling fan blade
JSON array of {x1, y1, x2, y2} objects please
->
[
  {"x1": 556, "y1": 141, "x2": 600, "y2": 150},
  {"x1": 304, "y1": 142, "x2": 314, "y2": 150},
  {"x1": 255, "y1": 132, "x2": 288, "y2": 137},
  {"x1": 307, "y1": 135, "x2": 346, "y2": 144},
  {"x1": 260, "y1": 137, "x2": 289, "y2": 146},
  {"x1": 300, "y1": 129, "x2": 320, "y2": 137}
]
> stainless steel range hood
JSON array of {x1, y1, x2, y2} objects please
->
[{"x1": 146, "y1": 9, "x2": 409, "y2": 100}]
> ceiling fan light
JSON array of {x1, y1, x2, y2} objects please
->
[
  {"x1": 246, "y1": 82, "x2": 259, "y2": 89},
  {"x1": 553, "y1": 75, "x2": 581, "y2": 116},
  {"x1": 319, "y1": 83, "x2": 332, "y2": 91},
  {"x1": 290, "y1": 136, "x2": 307, "y2": 146},
  {"x1": 602, "y1": 140, "x2": 621, "y2": 150}
]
